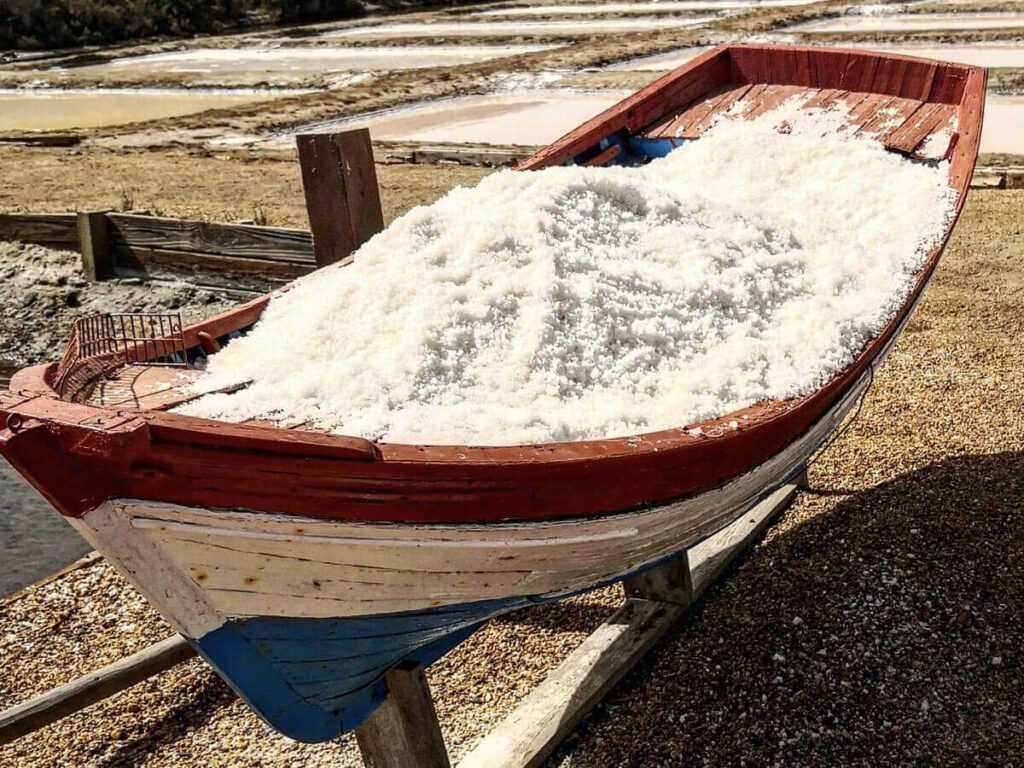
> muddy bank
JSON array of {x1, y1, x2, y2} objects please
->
[{"x1": 0, "y1": 241, "x2": 239, "y2": 367}]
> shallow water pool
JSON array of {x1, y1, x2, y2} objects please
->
[
  {"x1": 0, "y1": 462, "x2": 90, "y2": 597},
  {"x1": 609, "y1": 41, "x2": 1024, "y2": 70},
  {"x1": 982, "y1": 96, "x2": 1024, "y2": 155},
  {"x1": 93, "y1": 44, "x2": 558, "y2": 76},
  {"x1": 795, "y1": 12, "x2": 1024, "y2": 34},
  {"x1": 294, "y1": 90, "x2": 628, "y2": 145},
  {"x1": 849, "y1": 42, "x2": 1024, "y2": 68},
  {"x1": 477, "y1": 0, "x2": 819, "y2": 15},
  {"x1": 292, "y1": 88, "x2": 1023, "y2": 155},
  {"x1": 325, "y1": 16, "x2": 716, "y2": 38},
  {"x1": 0, "y1": 88, "x2": 288, "y2": 132}
]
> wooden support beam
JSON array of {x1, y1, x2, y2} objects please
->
[
  {"x1": 458, "y1": 598, "x2": 685, "y2": 768},
  {"x1": 0, "y1": 634, "x2": 195, "y2": 745},
  {"x1": 688, "y1": 482, "x2": 795, "y2": 596},
  {"x1": 623, "y1": 551, "x2": 694, "y2": 607},
  {"x1": 296, "y1": 129, "x2": 384, "y2": 269},
  {"x1": 457, "y1": 481, "x2": 799, "y2": 768},
  {"x1": 0, "y1": 212, "x2": 79, "y2": 246},
  {"x1": 355, "y1": 661, "x2": 451, "y2": 768},
  {"x1": 77, "y1": 210, "x2": 112, "y2": 281}
]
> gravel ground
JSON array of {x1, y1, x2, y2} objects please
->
[
  {"x1": 0, "y1": 241, "x2": 240, "y2": 367},
  {"x1": 0, "y1": 187, "x2": 1021, "y2": 766}
]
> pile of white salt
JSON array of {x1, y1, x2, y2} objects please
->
[{"x1": 178, "y1": 100, "x2": 957, "y2": 445}]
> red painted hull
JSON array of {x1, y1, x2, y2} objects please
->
[{"x1": 0, "y1": 44, "x2": 985, "y2": 524}]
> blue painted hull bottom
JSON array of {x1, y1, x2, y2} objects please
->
[{"x1": 191, "y1": 596, "x2": 528, "y2": 742}]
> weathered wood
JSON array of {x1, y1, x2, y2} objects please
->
[
  {"x1": 197, "y1": 331, "x2": 221, "y2": 354},
  {"x1": 412, "y1": 146, "x2": 526, "y2": 167},
  {"x1": 688, "y1": 482, "x2": 796, "y2": 596},
  {"x1": 111, "y1": 242, "x2": 312, "y2": 290},
  {"x1": 623, "y1": 551, "x2": 693, "y2": 606},
  {"x1": 120, "y1": 443, "x2": 820, "y2": 621},
  {"x1": 0, "y1": 133, "x2": 81, "y2": 147},
  {"x1": 0, "y1": 211, "x2": 318, "y2": 286},
  {"x1": 106, "y1": 213, "x2": 315, "y2": 263},
  {"x1": 581, "y1": 144, "x2": 621, "y2": 167},
  {"x1": 0, "y1": 212, "x2": 78, "y2": 246},
  {"x1": 457, "y1": 482, "x2": 798, "y2": 768},
  {"x1": 1004, "y1": 170, "x2": 1024, "y2": 189},
  {"x1": 182, "y1": 294, "x2": 271, "y2": 347},
  {"x1": 355, "y1": 661, "x2": 451, "y2": 768},
  {"x1": 296, "y1": 129, "x2": 385, "y2": 268},
  {"x1": 458, "y1": 597, "x2": 684, "y2": 768},
  {"x1": 77, "y1": 210, "x2": 112, "y2": 281},
  {"x1": 0, "y1": 634, "x2": 195, "y2": 745},
  {"x1": 86, "y1": 365, "x2": 207, "y2": 409},
  {"x1": 518, "y1": 46, "x2": 731, "y2": 170},
  {"x1": 793, "y1": 464, "x2": 809, "y2": 488}
]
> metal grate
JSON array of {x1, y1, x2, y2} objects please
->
[
  {"x1": 107, "y1": 313, "x2": 187, "y2": 365},
  {"x1": 55, "y1": 312, "x2": 187, "y2": 397}
]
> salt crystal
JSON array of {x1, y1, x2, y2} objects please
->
[{"x1": 180, "y1": 101, "x2": 956, "y2": 444}]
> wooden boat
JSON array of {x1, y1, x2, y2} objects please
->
[{"x1": 0, "y1": 44, "x2": 984, "y2": 742}]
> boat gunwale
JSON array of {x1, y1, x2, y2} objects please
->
[{"x1": 1, "y1": 43, "x2": 986, "y2": 469}]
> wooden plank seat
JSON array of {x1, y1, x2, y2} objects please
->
[
  {"x1": 86, "y1": 366, "x2": 251, "y2": 412},
  {"x1": 85, "y1": 364, "x2": 327, "y2": 431},
  {"x1": 641, "y1": 82, "x2": 959, "y2": 161},
  {"x1": 87, "y1": 366, "x2": 204, "y2": 410}
]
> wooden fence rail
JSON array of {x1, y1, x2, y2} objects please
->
[
  {"x1": 108, "y1": 213, "x2": 316, "y2": 290},
  {"x1": 0, "y1": 213, "x2": 78, "y2": 248},
  {"x1": 0, "y1": 128, "x2": 380, "y2": 290},
  {"x1": 0, "y1": 210, "x2": 317, "y2": 290}
]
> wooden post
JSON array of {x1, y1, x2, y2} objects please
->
[
  {"x1": 0, "y1": 635, "x2": 194, "y2": 745},
  {"x1": 296, "y1": 129, "x2": 384, "y2": 268},
  {"x1": 355, "y1": 661, "x2": 451, "y2": 768},
  {"x1": 623, "y1": 551, "x2": 694, "y2": 607},
  {"x1": 77, "y1": 210, "x2": 112, "y2": 281}
]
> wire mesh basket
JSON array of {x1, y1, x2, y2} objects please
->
[{"x1": 54, "y1": 313, "x2": 187, "y2": 397}]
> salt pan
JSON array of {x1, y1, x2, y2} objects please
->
[{"x1": 179, "y1": 101, "x2": 956, "y2": 445}]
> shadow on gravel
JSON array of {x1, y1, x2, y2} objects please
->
[
  {"x1": 97, "y1": 666, "x2": 231, "y2": 767},
  {"x1": 553, "y1": 451, "x2": 1024, "y2": 767}
]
